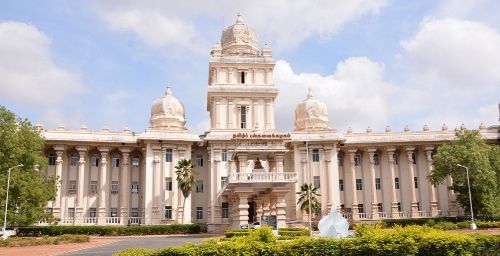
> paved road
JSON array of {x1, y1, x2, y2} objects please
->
[{"x1": 62, "y1": 234, "x2": 215, "y2": 256}]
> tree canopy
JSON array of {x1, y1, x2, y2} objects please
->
[
  {"x1": 0, "y1": 106, "x2": 57, "y2": 226},
  {"x1": 296, "y1": 183, "x2": 321, "y2": 215},
  {"x1": 429, "y1": 130, "x2": 500, "y2": 217}
]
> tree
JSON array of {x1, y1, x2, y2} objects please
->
[
  {"x1": 429, "y1": 130, "x2": 500, "y2": 217},
  {"x1": 175, "y1": 159, "x2": 197, "y2": 224},
  {"x1": 0, "y1": 106, "x2": 57, "y2": 226},
  {"x1": 296, "y1": 183, "x2": 321, "y2": 216}
]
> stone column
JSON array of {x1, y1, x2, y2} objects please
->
[
  {"x1": 53, "y1": 145, "x2": 65, "y2": 218},
  {"x1": 327, "y1": 145, "x2": 340, "y2": 212},
  {"x1": 75, "y1": 146, "x2": 87, "y2": 224},
  {"x1": 151, "y1": 148, "x2": 161, "y2": 224},
  {"x1": 254, "y1": 199, "x2": 263, "y2": 222},
  {"x1": 348, "y1": 149, "x2": 359, "y2": 220},
  {"x1": 425, "y1": 146, "x2": 439, "y2": 216},
  {"x1": 234, "y1": 189, "x2": 252, "y2": 228},
  {"x1": 319, "y1": 149, "x2": 328, "y2": 215},
  {"x1": 213, "y1": 156, "x2": 221, "y2": 225},
  {"x1": 275, "y1": 153, "x2": 284, "y2": 173},
  {"x1": 98, "y1": 147, "x2": 109, "y2": 224},
  {"x1": 405, "y1": 147, "x2": 419, "y2": 217},
  {"x1": 367, "y1": 148, "x2": 379, "y2": 219},
  {"x1": 238, "y1": 153, "x2": 248, "y2": 173},
  {"x1": 386, "y1": 147, "x2": 399, "y2": 218},
  {"x1": 215, "y1": 99, "x2": 220, "y2": 129},
  {"x1": 228, "y1": 100, "x2": 234, "y2": 128},
  {"x1": 273, "y1": 189, "x2": 288, "y2": 229},
  {"x1": 447, "y1": 176, "x2": 458, "y2": 215},
  {"x1": 262, "y1": 197, "x2": 270, "y2": 217},
  {"x1": 120, "y1": 148, "x2": 131, "y2": 225}
]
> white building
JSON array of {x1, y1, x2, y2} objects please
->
[{"x1": 40, "y1": 15, "x2": 499, "y2": 230}]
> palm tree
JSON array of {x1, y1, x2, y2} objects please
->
[
  {"x1": 296, "y1": 183, "x2": 321, "y2": 216},
  {"x1": 175, "y1": 159, "x2": 197, "y2": 224}
]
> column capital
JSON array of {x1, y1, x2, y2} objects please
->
[
  {"x1": 425, "y1": 150, "x2": 433, "y2": 162},
  {"x1": 385, "y1": 146, "x2": 396, "y2": 153},
  {"x1": 75, "y1": 145, "x2": 88, "y2": 152},
  {"x1": 122, "y1": 152, "x2": 130, "y2": 165},
  {"x1": 98, "y1": 146, "x2": 110, "y2": 153},
  {"x1": 424, "y1": 145, "x2": 435, "y2": 152},
  {"x1": 53, "y1": 145, "x2": 66, "y2": 152},
  {"x1": 347, "y1": 148, "x2": 357, "y2": 154},
  {"x1": 388, "y1": 152, "x2": 395, "y2": 163},
  {"x1": 119, "y1": 147, "x2": 132, "y2": 154},
  {"x1": 366, "y1": 147, "x2": 377, "y2": 153},
  {"x1": 405, "y1": 146, "x2": 415, "y2": 152}
]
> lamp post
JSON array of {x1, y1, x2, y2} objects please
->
[
  {"x1": 456, "y1": 164, "x2": 477, "y2": 230},
  {"x1": 2, "y1": 164, "x2": 23, "y2": 239}
]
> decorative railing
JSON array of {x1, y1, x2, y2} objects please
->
[
  {"x1": 377, "y1": 212, "x2": 389, "y2": 219},
  {"x1": 228, "y1": 172, "x2": 297, "y2": 183},
  {"x1": 398, "y1": 212, "x2": 411, "y2": 218},
  {"x1": 128, "y1": 217, "x2": 142, "y2": 225},
  {"x1": 105, "y1": 217, "x2": 120, "y2": 224},
  {"x1": 83, "y1": 217, "x2": 97, "y2": 224},
  {"x1": 415, "y1": 211, "x2": 431, "y2": 217},
  {"x1": 354, "y1": 212, "x2": 372, "y2": 219}
]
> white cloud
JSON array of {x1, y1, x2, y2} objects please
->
[
  {"x1": 401, "y1": 18, "x2": 500, "y2": 88},
  {"x1": 0, "y1": 21, "x2": 85, "y2": 125},
  {"x1": 90, "y1": 0, "x2": 387, "y2": 52},
  {"x1": 274, "y1": 58, "x2": 396, "y2": 131}
]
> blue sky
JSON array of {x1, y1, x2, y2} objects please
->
[{"x1": 0, "y1": 0, "x2": 499, "y2": 134}]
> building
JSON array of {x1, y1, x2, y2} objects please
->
[{"x1": 40, "y1": 14, "x2": 499, "y2": 230}]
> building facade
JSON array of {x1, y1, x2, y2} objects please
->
[{"x1": 40, "y1": 15, "x2": 499, "y2": 230}]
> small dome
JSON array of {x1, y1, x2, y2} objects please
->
[
  {"x1": 294, "y1": 88, "x2": 330, "y2": 131},
  {"x1": 221, "y1": 14, "x2": 260, "y2": 56},
  {"x1": 150, "y1": 87, "x2": 186, "y2": 130}
]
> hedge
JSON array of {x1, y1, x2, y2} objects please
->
[
  {"x1": 0, "y1": 234, "x2": 89, "y2": 247},
  {"x1": 381, "y1": 217, "x2": 500, "y2": 230},
  {"x1": 224, "y1": 229, "x2": 250, "y2": 238},
  {"x1": 115, "y1": 225, "x2": 500, "y2": 256},
  {"x1": 16, "y1": 224, "x2": 202, "y2": 237},
  {"x1": 278, "y1": 228, "x2": 309, "y2": 237}
]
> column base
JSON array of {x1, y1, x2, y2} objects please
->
[
  {"x1": 410, "y1": 203, "x2": 419, "y2": 218},
  {"x1": 75, "y1": 208, "x2": 84, "y2": 224},
  {"x1": 97, "y1": 208, "x2": 107, "y2": 225},
  {"x1": 371, "y1": 203, "x2": 379, "y2": 220},
  {"x1": 430, "y1": 201, "x2": 439, "y2": 217},
  {"x1": 351, "y1": 205, "x2": 360, "y2": 221},
  {"x1": 390, "y1": 203, "x2": 400, "y2": 219}
]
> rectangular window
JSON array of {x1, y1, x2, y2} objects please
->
[
  {"x1": 397, "y1": 202, "x2": 401, "y2": 212},
  {"x1": 89, "y1": 208, "x2": 97, "y2": 217},
  {"x1": 132, "y1": 157, "x2": 140, "y2": 167},
  {"x1": 68, "y1": 208, "x2": 75, "y2": 218},
  {"x1": 221, "y1": 176, "x2": 228, "y2": 188},
  {"x1": 196, "y1": 154, "x2": 204, "y2": 167},
  {"x1": 165, "y1": 149, "x2": 173, "y2": 162},
  {"x1": 338, "y1": 155, "x2": 343, "y2": 167},
  {"x1": 112, "y1": 156, "x2": 120, "y2": 167},
  {"x1": 196, "y1": 207, "x2": 203, "y2": 219},
  {"x1": 395, "y1": 177, "x2": 400, "y2": 189},
  {"x1": 377, "y1": 203, "x2": 383, "y2": 212},
  {"x1": 240, "y1": 106, "x2": 247, "y2": 129},
  {"x1": 165, "y1": 178, "x2": 172, "y2": 191},
  {"x1": 373, "y1": 153, "x2": 380, "y2": 165},
  {"x1": 339, "y1": 179, "x2": 344, "y2": 191},
  {"x1": 414, "y1": 177, "x2": 418, "y2": 189},
  {"x1": 90, "y1": 181, "x2": 98, "y2": 194},
  {"x1": 110, "y1": 208, "x2": 118, "y2": 217},
  {"x1": 131, "y1": 208, "x2": 139, "y2": 217},
  {"x1": 357, "y1": 204, "x2": 364, "y2": 213},
  {"x1": 354, "y1": 154, "x2": 362, "y2": 166},
  {"x1": 164, "y1": 206, "x2": 172, "y2": 219},
  {"x1": 48, "y1": 154, "x2": 56, "y2": 166},
  {"x1": 131, "y1": 181, "x2": 140, "y2": 194},
  {"x1": 196, "y1": 180, "x2": 204, "y2": 193},
  {"x1": 412, "y1": 152, "x2": 417, "y2": 165},
  {"x1": 356, "y1": 179, "x2": 363, "y2": 190},
  {"x1": 91, "y1": 155, "x2": 99, "y2": 167},
  {"x1": 68, "y1": 180, "x2": 77, "y2": 194},
  {"x1": 239, "y1": 71, "x2": 246, "y2": 84},
  {"x1": 375, "y1": 178, "x2": 381, "y2": 190},
  {"x1": 393, "y1": 153, "x2": 399, "y2": 165},
  {"x1": 312, "y1": 149, "x2": 320, "y2": 162},
  {"x1": 111, "y1": 181, "x2": 119, "y2": 194},
  {"x1": 222, "y1": 202, "x2": 229, "y2": 218},
  {"x1": 313, "y1": 176, "x2": 320, "y2": 188},
  {"x1": 221, "y1": 149, "x2": 228, "y2": 162},
  {"x1": 70, "y1": 154, "x2": 78, "y2": 166}
]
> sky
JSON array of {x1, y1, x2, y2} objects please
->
[{"x1": 0, "y1": 0, "x2": 499, "y2": 134}]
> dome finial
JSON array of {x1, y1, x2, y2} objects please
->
[
  {"x1": 165, "y1": 86, "x2": 172, "y2": 96},
  {"x1": 236, "y1": 13, "x2": 243, "y2": 24},
  {"x1": 307, "y1": 87, "x2": 314, "y2": 99}
]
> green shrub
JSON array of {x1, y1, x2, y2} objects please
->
[
  {"x1": 0, "y1": 235, "x2": 90, "y2": 247},
  {"x1": 224, "y1": 229, "x2": 250, "y2": 238},
  {"x1": 114, "y1": 248, "x2": 157, "y2": 256},
  {"x1": 117, "y1": 225, "x2": 500, "y2": 256},
  {"x1": 16, "y1": 224, "x2": 202, "y2": 237},
  {"x1": 278, "y1": 227, "x2": 308, "y2": 238}
]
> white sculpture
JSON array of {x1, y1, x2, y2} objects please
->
[{"x1": 318, "y1": 207, "x2": 350, "y2": 238}]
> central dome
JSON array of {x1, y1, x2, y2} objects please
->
[
  {"x1": 150, "y1": 87, "x2": 186, "y2": 130},
  {"x1": 220, "y1": 14, "x2": 259, "y2": 56},
  {"x1": 294, "y1": 88, "x2": 330, "y2": 131}
]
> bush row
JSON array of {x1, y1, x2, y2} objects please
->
[
  {"x1": 381, "y1": 217, "x2": 500, "y2": 230},
  {"x1": 278, "y1": 228, "x2": 309, "y2": 237},
  {"x1": 116, "y1": 225, "x2": 500, "y2": 256},
  {"x1": 0, "y1": 234, "x2": 89, "y2": 247},
  {"x1": 224, "y1": 229, "x2": 250, "y2": 238},
  {"x1": 16, "y1": 224, "x2": 202, "y2": 237}
]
